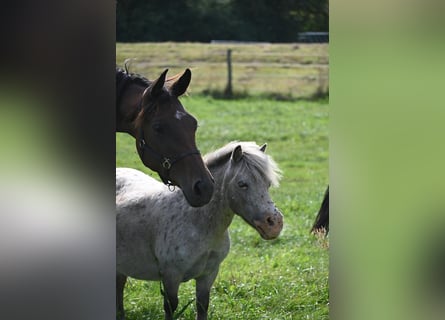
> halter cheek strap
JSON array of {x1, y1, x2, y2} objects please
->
[{"x1": 138, "y1": 130, "x2": 201, "y2": 187}]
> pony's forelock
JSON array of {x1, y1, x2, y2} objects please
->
[{"x1": 204, "y1": 141, "x2": 282, "y2": 187}]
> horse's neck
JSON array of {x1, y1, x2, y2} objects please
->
[{"x1": 116, "y1": 83, "x2": 146, "y2": 137}]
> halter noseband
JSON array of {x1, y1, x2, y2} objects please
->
[{"x1": 138, "y1": 128, "x2": 201, "y2": 187}]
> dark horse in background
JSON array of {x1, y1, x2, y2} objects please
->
[
  {"x1": 311, "y1": 185, "x2": 329, "y2": 234},
  {"x1": 116, "y1": 64, "x2": 214, "y2": 207}
]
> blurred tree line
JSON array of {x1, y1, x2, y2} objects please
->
[{"x1": 117, "y1": 0, "x2": 328, "y2": 42}]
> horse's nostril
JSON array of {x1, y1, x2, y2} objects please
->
[
  {"x1": 193, "y1": 180, "x2": 202, "y2": 196},
  {"x1": 266, "y1": 216, "x2": 275, "y2": 226}
]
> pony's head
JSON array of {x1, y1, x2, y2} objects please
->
[
  {"x1": 210, "y1": 142, "x2": 284, "y2": 239},
  {"x1": 134, "y1": 69, "x2": 214, "y2": 207}
]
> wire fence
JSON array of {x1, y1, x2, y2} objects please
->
[{"x1": 117, "y1": 43, "x2": 329, "y2": 99}]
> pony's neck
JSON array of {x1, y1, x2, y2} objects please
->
[{"x1": 202, "y1": 165, "x2": 235, "y2": 236}]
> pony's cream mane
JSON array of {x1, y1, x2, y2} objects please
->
[{"x1": 204, "y1": 141, "x2": 282, "y2": 187}]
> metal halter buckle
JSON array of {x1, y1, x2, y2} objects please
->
[{"x1": 162, "y1": 158, "x2": 172, "y2": 170}]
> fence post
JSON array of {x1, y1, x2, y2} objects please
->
[{"x1": 224, "y1": 49, "x2": 233, "y2": 97}]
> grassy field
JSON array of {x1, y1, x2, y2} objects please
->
[
  {"x1": 116, "y1": 94, "x2": 329, "y2": 319},
  {"x1": 116, "y1": 42, "x2": 328, "y2": 99}
]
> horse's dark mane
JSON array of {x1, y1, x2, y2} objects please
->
[
  {"x1": 117, "y1": 64, "x2": 188, "y2": 130},
  {"x1": 116, "y1": 63, "x2": 151, "y2": 86},
  {"x1": 116, "y1": 67, "x2": 152, "y2": 100},
  {"x1": 117, "y1": 64, "x2": 186, "y2": 92},
  {"x1": 116, "y1": 68, "x2": 151, "y2": 86},
  {"x1": 116, "y1": 64, "x2": 156, "y2": 130}
]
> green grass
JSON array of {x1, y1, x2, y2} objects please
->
[
  {"x1": 116, "y1": 42, "x2": 328, "y2": 99},
  {"x1": 116, "y1": 95, "x2": 329, "y2": 319}
]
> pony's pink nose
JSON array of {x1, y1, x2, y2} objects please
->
[
  {"x1": 254, "y1": 210, "x2": 284, "y2": 240},
  {"x1": 267, "y1": 216, "x2": 276, "y2": 226}
]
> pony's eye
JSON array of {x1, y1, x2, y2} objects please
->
[{"x1": 238, "y1": 181, "x2": 248, "y2": 189}]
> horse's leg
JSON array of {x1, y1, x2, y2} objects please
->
[
  {"x1": 195, "y1": 269, "x2": 219, "y2": 320},
  {"x1": 161, "y1": 274, "x2": 181, "y2": 320},
  {"x1": 116, "y1": 273, "x2": 127, "y2": 320}
]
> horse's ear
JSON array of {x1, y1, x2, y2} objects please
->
[
  {"x1": 260, "y1": 143, "x2": 267, "y2": 152},
  {"x1": 148, "y1": 69, "x2": 168, "y2": 99},
  {"x1": 231, "y1": 145, "x2": 243, "y2": 163},
  {"x1": 170, "y1": 68, "x2": 191, "y2": 97}
]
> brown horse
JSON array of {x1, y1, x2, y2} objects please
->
[{"x1": 116, "y1": 65, "x2": 214, "y2": 207}]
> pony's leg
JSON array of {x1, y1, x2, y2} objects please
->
[
  {"x1": 195, "y1": 269, "x2": 219, "y2": 320},
  {"x1": 116, "y1": 273, "x2": 127, "y2": 320},
  {"x1": 161, "y1": 274, "x2": 181, "y2": 320}
]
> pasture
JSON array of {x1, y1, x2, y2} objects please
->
[
  {"x1": 117, "y1": 41, "x2": 328, "y2": 319},
  {"x1": 116, "y1": 94, "x2": 329, "y2": 319},
  {"x1": 116, "y1": 42, "x2": 328, "y2": 100}
]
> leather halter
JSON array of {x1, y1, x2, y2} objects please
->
[
  {"x1": 138, "y1": 125, "x2": 201, "y2": 187},
  {"x1": 135, "y1": 88, "x2": 200, "y2": 187}
]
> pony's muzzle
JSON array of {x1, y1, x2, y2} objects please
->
[{"x1": 254, "y1": 210, "x2": 284, "y2": 240}]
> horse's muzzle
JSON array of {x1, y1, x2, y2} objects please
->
[{"x1": 182, "y1": 177, "x2": 214, "y2": 207}]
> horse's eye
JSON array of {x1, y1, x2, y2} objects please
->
[
  {"x1": 152, "y1": 124, "x2": 164, "y2": 134},
  {"x1": 238, "y1": 181, "x2": 248, "y2": 189}
]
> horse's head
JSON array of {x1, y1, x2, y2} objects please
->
[
  {"x1": 226, "y1": 143, "x2": 283, "y2": 240},
  {"x1": 134, "y1": 69, "x2": 214, "y2": 207}
]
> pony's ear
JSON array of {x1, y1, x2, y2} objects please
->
[
  {"x1": 231, "y1": 145, "x2": 243, "y2": 163},
  {"x1": 259, "y1": 143, "x2": 267, "y2": 152},
  {"x1": 170, "y1": 69, "x2": 191, "y2": 97},
  {"x1": 147, "y1": 69, "x2": 168, "y2": 99}
]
